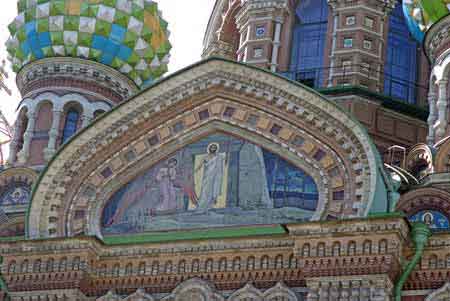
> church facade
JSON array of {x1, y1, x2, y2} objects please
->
[{"x1": 1, "y1": 0, "x2": 450, "y2": 300}]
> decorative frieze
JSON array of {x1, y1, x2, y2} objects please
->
[{"x1": 306, "y1": 275, "x2": 393, "y2": 301}]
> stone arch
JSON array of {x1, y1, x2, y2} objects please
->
[
  {"x1": 426, "y1": 282, "x2": 450, "y2": 300},
  {"x1": 27, "y1": 58, "x2": 388, "y2": 239},
  {"x1": 164, "y1": 278, "x2": 224, "y2": 301},
  {"x1": 228, "y1": 283, "x2": 263, "y2": 301},
  {"x1": 263, "y1": 282, "x2": 298, "y2": 301},
  {"x1": 396, "y1": 188, "x2": 450, "y2": 222},
  {"x1": 96, "y1": 291, "x2": 121, "y2": 301},
  {"x1": 124, "y1": 289, "x2": 155, "y2": 301}
]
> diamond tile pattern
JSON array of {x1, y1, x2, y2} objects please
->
[{"x1": 7, "y1": 0, "x2": 171, "y2": 88}]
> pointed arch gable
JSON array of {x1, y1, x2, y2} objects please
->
[{"x1": 27, "y1": 58, "x2": 387, "y2": 239}]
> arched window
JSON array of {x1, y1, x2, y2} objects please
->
[
  {"x1": 46, "y1": 258, "x2": 54, "y2": 272},
  {"x1": 112, "y1": 264, "x2": 120, "y2": 276},
  {"x1": 233, "y1": 257, "x2": 241, "y2": 271},
  {"x1": 275, "y1": 255, "x2": 283, "y2": 269},
  {"x1": 8, "y1": 261, "x2": 16, "y2": 274},
  {"x1": 429, "y1": 255, "x2": 438, "y2": 269},
  {"x1": 289, "y1": 254, "x2": 297, "y2": 269},
  {"x1": 218, "y1": 258, "x2": 227, "y2": 272},
  {"x1": 21, "y1": 260, "x2": 29, "y2": 273},
  {"x1": 178, "y1": 260, "x2": 186, "y2": 273},
  {"x1": 247, "y1": 256, "x2": 255, "y2": 270},
  {"x1": 61, "y1": 108, "x2": 80, "y2": 144},
  {"x1": 205, "y1": 259, "x2": 213, "y2": 272},
  {"x1": 332, "y1": 242, "x2": 341, "y2": 256},
  {"x1": 138, "y1": 262, "x2": 146, "y2": 275},
  {"x1": 384, "y1": 1, "x2": 420, "y2": 103},
  {"x1": 191, "y1": 259, "x2": 199, "y2": 273},
  {"x1": 33, "y1": 259, "x2": 41, "y2": 273},
  {"x1": 59, "y1": 257, "x2": 67, "y2": 271},
  {"x1": 16, "y1": 112, "x2": 28, "y2": 154},
  {"x1": 99, "y1": 264, "x2": 107, "y2": 276},
  {"x1": 125, "y1": 263, "x2": 133, "y2": 275},
  {"x1": 317, "y1": 242, "x2": 326, "y2": 257},
  {"x1": 347, "y1": 241, "x2": 356, "y2": 256},
  {"x1": 379, "y1": 239, "x2": 388, "y2": 254},
  {"x1": 363, "y1": 240, "x2": 372, "y2": 255},
  {"x1": 260, "y1": 256, "x2": 269, "y2": 269},
  {"x1": 289, "y1": 0, "x2": 328, "y2": 88},
  {"x1": 302, "y1": 243, "x2": 311, "y2": 257},
  {"x1": 72, "y1": 257, "x2": 81, "y2": 271}
]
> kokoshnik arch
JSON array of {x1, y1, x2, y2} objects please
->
[{"x1": 27, "y1": 59, "x2": 389, "y2": 239}]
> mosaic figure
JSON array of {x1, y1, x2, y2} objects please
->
[
  {"x1": 101, "y1": 133, "x2": 319, "y2": 234},
  {"x1": 196, "y1": 143, "x2": 227, "y2": 210},
  {"x1": 156, "y1": 158, "x2": 179, "y2": 212}
]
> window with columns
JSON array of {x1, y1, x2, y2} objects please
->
[
  {"x1": 289, "y1": 0, "x2": 328, "y2": 88},
  {"x1": 16, "y1": 111, "x2": 28, "y2": 155},
  {"x1": 61, "y1": 108, "x2": 80, "y2": 144},
  {"x1": 384, "y1": 1, "x2": 419, "y2": 104}
]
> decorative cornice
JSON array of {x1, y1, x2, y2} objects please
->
[{"x1": 16, "y1": 58, "x2": 139, "y2": 102}]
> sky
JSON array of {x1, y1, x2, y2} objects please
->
[{"x1": 0, "y1": 0, "x2": 216, "y2": 125}]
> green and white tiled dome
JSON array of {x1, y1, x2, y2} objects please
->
[{"x1": 6, "y1": 0, "x2": 172, "y2": 88}]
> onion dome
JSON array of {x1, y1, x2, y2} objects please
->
[
  {"x1": 403, "y1": 0, "x2": 450, "y2": 42},
  {"x1": 6, "y1": 0, "x2": 171, "y2": 88}
]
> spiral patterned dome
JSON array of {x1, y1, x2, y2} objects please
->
[
  {"x1": 6, "y1": 0, "x2": 171, "y2": 88},
  {"x1": 403, "y1": 0, "x2": 450, "y2": 42}
]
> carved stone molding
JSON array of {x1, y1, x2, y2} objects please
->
[
  {"x1": 16, "y1": 58, "x2": 139, "y2": 102},
  {"x1": 92, "y1": 280, "x2": 298, "y2": 301},
  {"x1": 397, "y1": 188, "x2": 450, "y2": 220}
]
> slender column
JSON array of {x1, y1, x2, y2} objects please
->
[
  {"x1": 7, "y1": 119, "x2": 21, "y2": 165},
  {"x1": 436, "y1": 79, "x2": 448, "y2": 140},
  {"x1": 243, "y1": 25, "x2": 251, "y2": 62},
  {"x1": 81, "y1": 111, "x2": 94, "y2": 128},
  {"x1": 427, "y1": 84, "x2": 438, "y2": 146},
  {"x1": 17, "y1": 111, "x2": 36, "y2": 164},
  {"x1": 328, "y1": 10, "x2": 339, "y2": 87},
  {"x1": 270, "y1": 19, "x2": 283, "y2": 72},
  {"x1": 44, "y1": 109, "x2": 63, "y2": 161}
]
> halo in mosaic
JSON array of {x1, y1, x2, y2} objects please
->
[{"x1": 7, "y1": 0, "x2": 171, "y2": 88}]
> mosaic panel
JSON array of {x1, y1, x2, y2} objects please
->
[
  {"x1": 0, "y1": 183, "x2": 31, "y2": 207},
  {"x1": 101, "y1": 133, "x2": 319, "y2": 234},
  {"x1": 409, "y1": 210, "x2": 450, "y2": 231}
]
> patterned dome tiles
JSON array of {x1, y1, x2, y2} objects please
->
[{"x1": 7, "y1": 0, "x2": 172, "y2": 88}]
